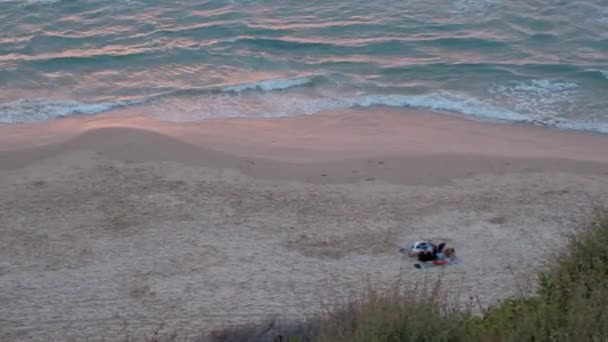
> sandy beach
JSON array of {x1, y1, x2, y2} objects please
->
[{"x1": 1, "y1": 108, "x2": 608, "y2": 341}]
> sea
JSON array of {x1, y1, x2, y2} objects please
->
[{"x1": 1, "y1": 0, "x2": 607, "y2": 132}]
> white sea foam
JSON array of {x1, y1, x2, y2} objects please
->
[
  {"x1": 150, "y1": 89, "x2": 608, "y2": 134},
  {"x1": 0, "y1": 76, "x2": 315, "y2": 124},
  {"x1": 151, "y1": 91, "x2": 527, "y2": 124},
  {"x1": 3, "y1": 79, "x2": 606, "y2": 134},
  {"x1": 501, "y1": 79, "x2": 579, "y2": 94},
  {"x1": 601, "y1": 70, "x2": 608, "y2": 80},
  {"x1": 489, "y1": 79, "x2": 579, "y2": 119},
  {"x1": 0, "y1": 99, "x2": 130, "y2": 123},
  {"x1": 353, "y1": 93, "x2": 529, "y2": 122},
  {"x1": 223, "y1": 77, "x2": 314, "y2": 92}
]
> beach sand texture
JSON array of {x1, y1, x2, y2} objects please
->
[{"x1": 1, "y1": 109, "x2": 608, "y2": 340}]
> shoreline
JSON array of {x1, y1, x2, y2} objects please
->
[
  {"x1": 1, "y1": 108, "x2": 608, "y2": 340},
  {"x1": 2, "y1": 107, "x2": 608, "y2": 187},
  {"x1": 2, "y1": 106, "x2": 608, "y2": 161}
]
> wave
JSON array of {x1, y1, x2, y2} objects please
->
[
  {"x1": 488, "y1": 79, "x2": 580, "y2": 119},
  {"x1": 497, "y1": 79, "x2": 579, "y2": 94},
  {"x1": 315, "y1": 93, "x2": 607, "y2": 133},
  {"x1": 215, "y1": 35, "x2": 511, "y2": 57},
  {"x1": 150, "y1": 75, "x2": 320, "y2": 98},
  {"x1": 602, "y1": 70, "x2": 608, "y2": 80},
  {"x1": 0, "y1": 98, "x2": 136, "y2": 123},
  {"x1": 2, "y1": 76, "x2": 606, "y2": 134},
  {"x1": 152, "y1": 91, "x2": 608, "y2": 133},
  {"x1": 0, "y1": 76, "x2": 318, "y2": 123},
  {"x1": 350, "y1": 93, "x2": 529, "y2": 122},
  {"x1": 222, "y1": 76, "x2": 315, "y2": 92},
  {"x1": 350, "y1": 93, "x2": 596, "y2": 132},
  {"x1": 344, "y1": 93, "x2": 607, "y2": 133},
  {"x1": 225, "y1": 37, "x2": 339, "y2": 51}
]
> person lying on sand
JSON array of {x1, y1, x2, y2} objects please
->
[
  {"x1": 414, "y1": 246, "x2": 456, "y2": 269},
  {"x1": 404, "y1": 241, "x2": 455, "y2": 269},
  {"x1": 416, "y1": 241, "x2": 445, "y2": 260}
]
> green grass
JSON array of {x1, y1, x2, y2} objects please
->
[{"x1": 143, "y1": 209, "x2": 608, "y2": 342}]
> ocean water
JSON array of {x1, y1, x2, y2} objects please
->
[{"x1": 1, "y1": 0, "x2": 607, "y2": 132}]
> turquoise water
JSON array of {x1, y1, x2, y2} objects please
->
[{"x1": 1, "y1": 0, "x2": 607, "y2": 132}]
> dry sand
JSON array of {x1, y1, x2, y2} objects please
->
[{"x1": 1, "y1": 108, "x2": 608, "y2": 341}]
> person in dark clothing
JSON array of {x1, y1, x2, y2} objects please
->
[
  {"x1": 414, "y1": 242, "x2": 448, "y2": 269},
  {"x1": 417, "y1": 250, "x2": 436, "y2": 262}
]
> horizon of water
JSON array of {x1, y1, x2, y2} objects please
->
[{"x1": 1, "y1": 0, "x2": 607, "y2": 132}]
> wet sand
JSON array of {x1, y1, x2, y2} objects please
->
[{"x1": 1, "y1": 108, "x2": 608, "y2": 341}]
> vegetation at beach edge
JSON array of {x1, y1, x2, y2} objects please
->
[{"x1": 134, "y1": 208, "x2": 608, "y2": 342}]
